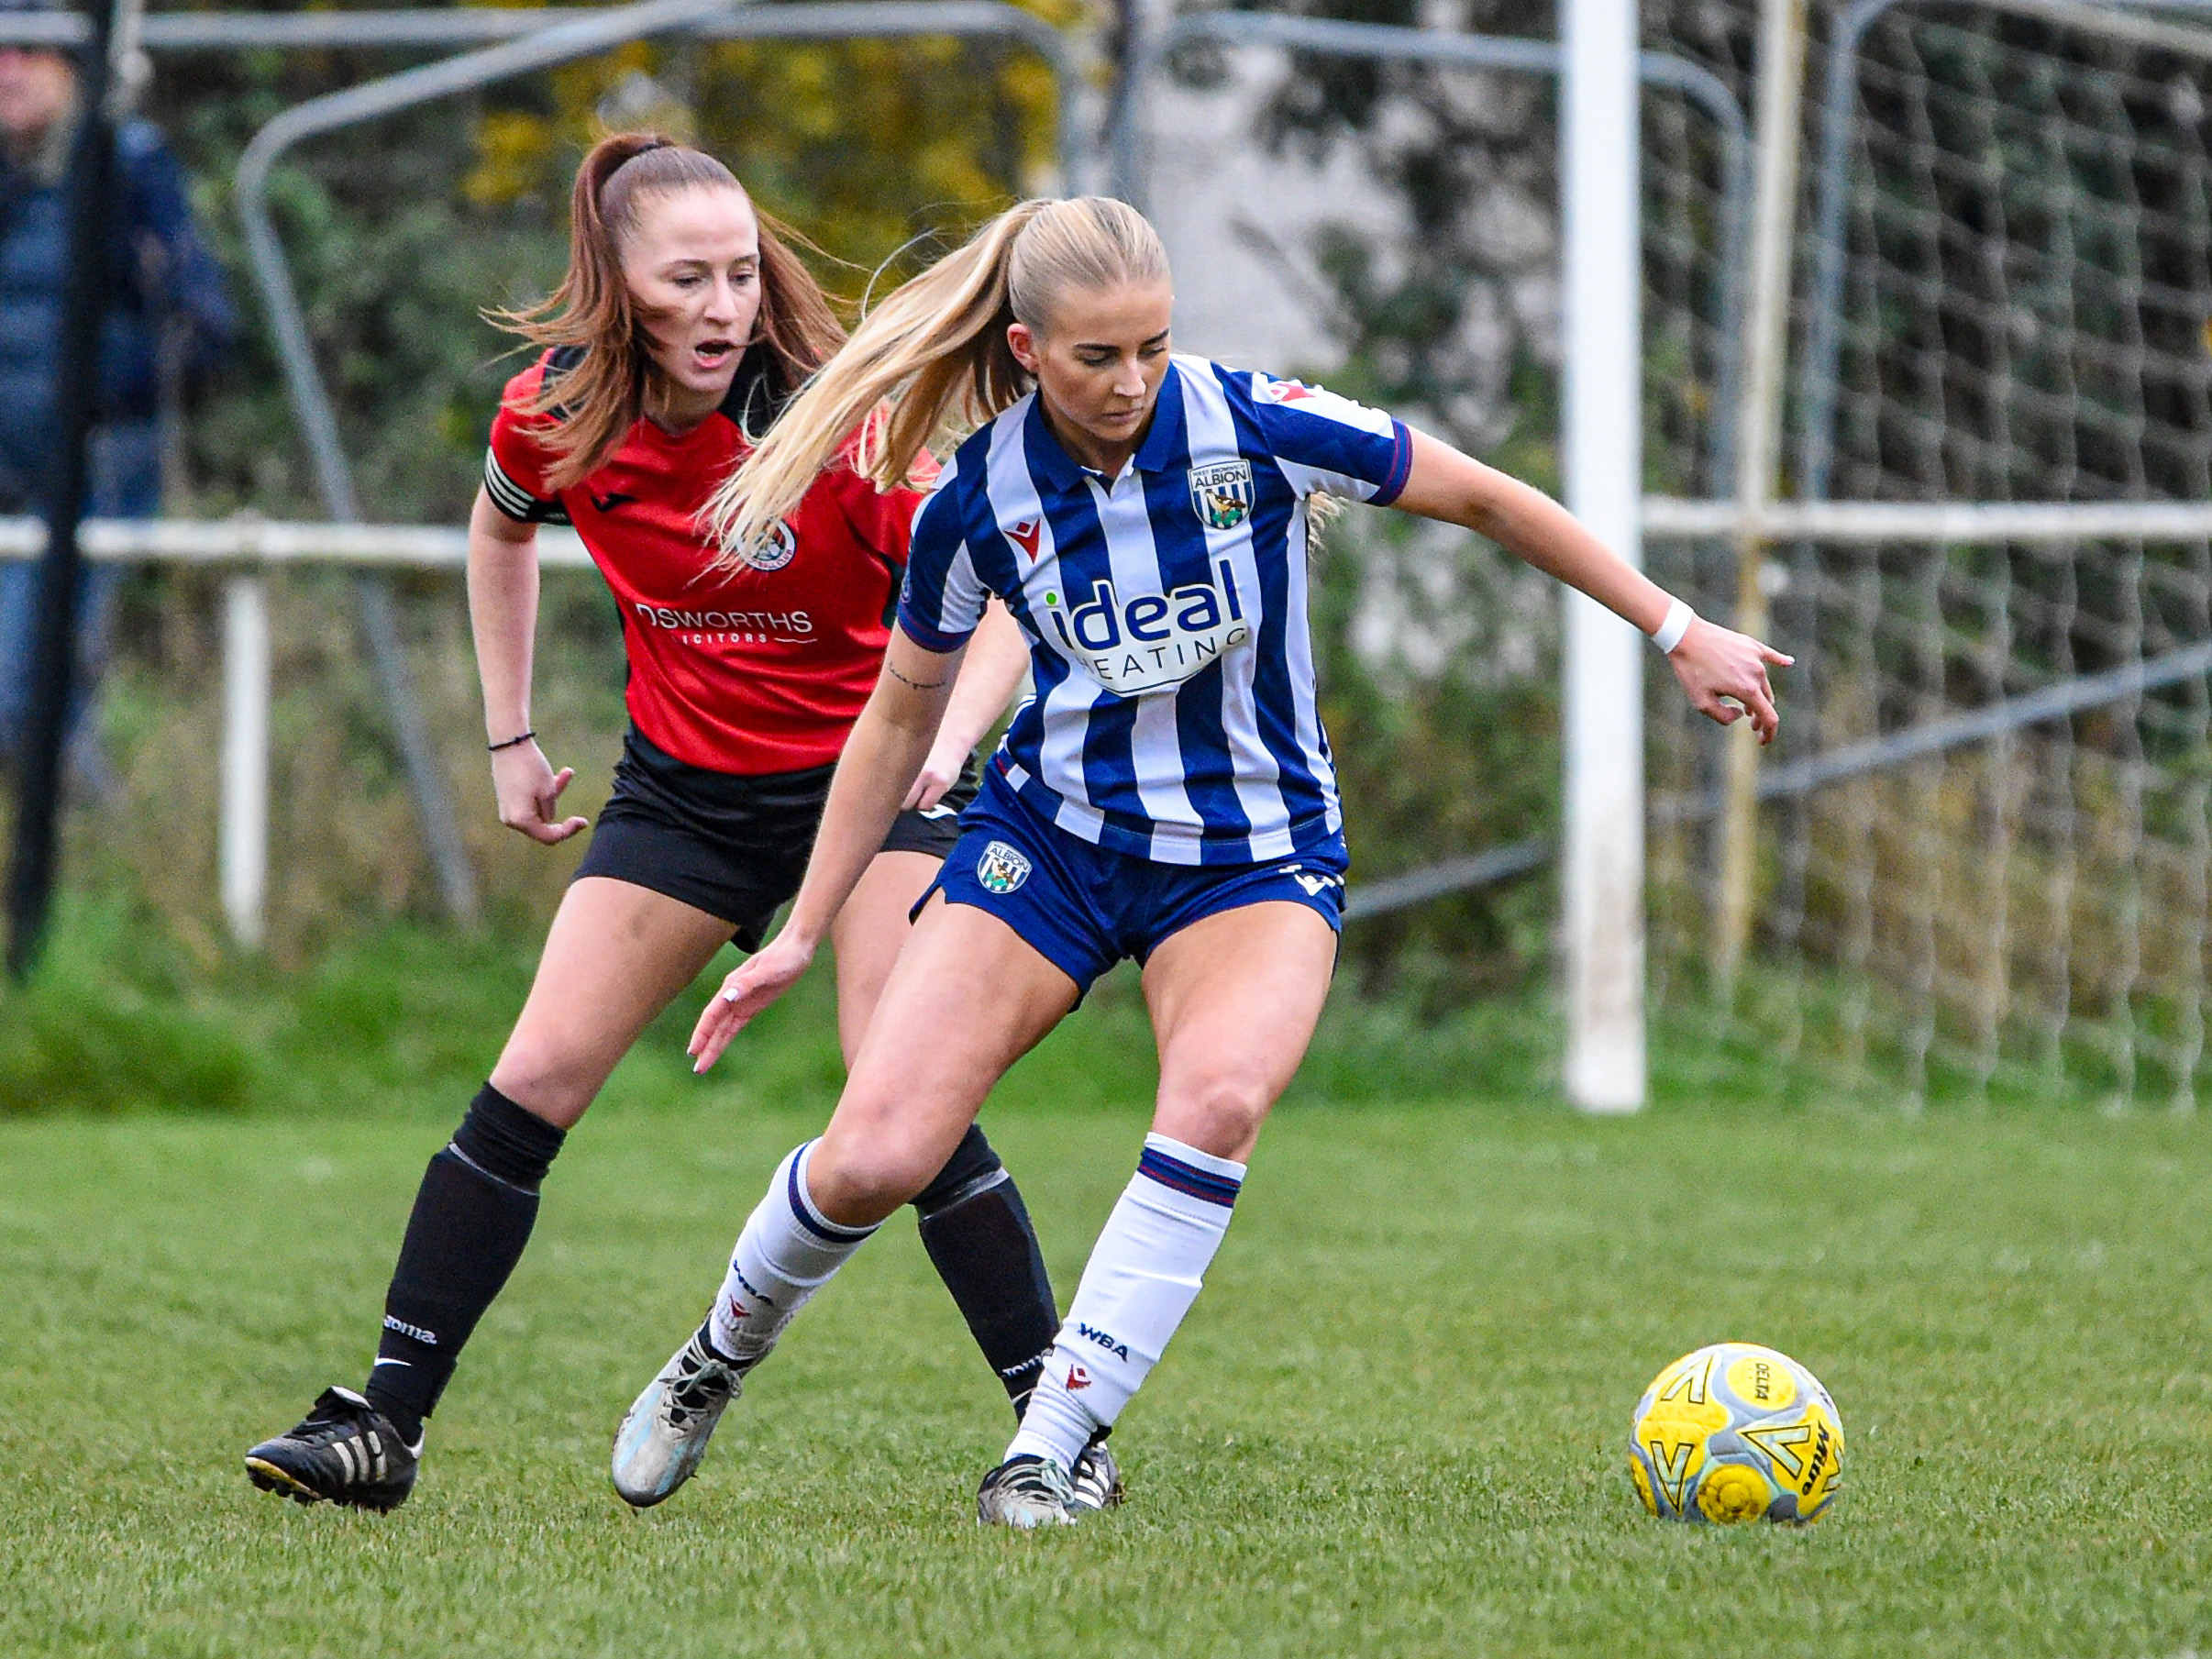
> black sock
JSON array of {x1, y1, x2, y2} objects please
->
[
  {"x1": 913, "y1": 1124, "x2": 1060, "y2": 1421},
  {"x1": 363, "y1": 1083, "x2": 566, "y2": 1442}
]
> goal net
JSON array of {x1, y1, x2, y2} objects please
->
[
  {"x1": 1644, "y1": 0, "x2": 2212, "y2": 1108},
  {"x1": 1148, "y1": 0, "x2": 2212, "y2": 1106}
]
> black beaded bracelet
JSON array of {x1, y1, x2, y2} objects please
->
[{"x1": 487, "y1": 730, "x2": 536, "y2": 753}]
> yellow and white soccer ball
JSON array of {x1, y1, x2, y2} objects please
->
[{"x1": 1628, "y1": 1343, "x2": 1843, "y2": 1524}]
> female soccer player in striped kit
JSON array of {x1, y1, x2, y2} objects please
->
[
  {"x1": 243, "y1": 137, "x2": 1118, "y2": 1514},
  {"x1": 615, "y1": 196, "x2": 1790, "y2": 1525}
]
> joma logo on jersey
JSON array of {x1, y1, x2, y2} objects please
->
[
  {"x1": 977, "y1": 841, "x2": 1031, "y2": 895},
  {"x1": 1075, "y1": 1322, "x2": 1130, "y2": 1361},
  {"x1": 1040, "y1": 564, "x2": 1252, "y2": 697},
  {"x1": 1188, "y1": 459, "x2": 1253, "y2": 530}
]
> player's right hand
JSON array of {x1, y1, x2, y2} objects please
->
[
  {"x1": 690, "y1": 932, "x2": 813, "y2": 1073},
  {"x1": 492, "y1": 742, "x2": 590, "y2": 844},
  {"x1": 903, "y1": 742, "x2": 964, "y2": 811}
]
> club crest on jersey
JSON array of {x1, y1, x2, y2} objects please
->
[
  {"x1": 1188, "y1": 459, "x2": 1254, "y2": 531},
  {"x1": 976, "y1": 840, "x2": 1032, "y2": 895},
  {"x1": 746, "y1": 517, "x2": 799, "y2": 571}
]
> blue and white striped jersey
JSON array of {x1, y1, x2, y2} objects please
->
[{"x1": 900, "y1": 355, "x2": 1412, "y2": 865}]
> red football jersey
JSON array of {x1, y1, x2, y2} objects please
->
[{"x1": 484, "y1": 348, "x2": 928, "y2": 775}]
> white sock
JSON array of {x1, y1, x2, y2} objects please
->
[
  {"x1": 706, "y1": 1141, "x2": 878, "y2": 1365},
  {"x1": 1005, "y1": 1134, "x2": 1245, "y2": 1469}
]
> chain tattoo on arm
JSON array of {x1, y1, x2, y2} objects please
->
[{"x1": 886, "y1": 659, "x2": 949, "y2": 691}]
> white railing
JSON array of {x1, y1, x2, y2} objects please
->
[
  {"x1": 3, "y1": 518, "x2": 585, "y2": 946},
  {"x1": 0, "y1": 514, "x2": 588, "y2": 566},
  {"x1": 14, "y1": 497, "x2": 2212, "y2": 947}
]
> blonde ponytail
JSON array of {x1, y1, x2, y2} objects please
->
[{"x1": 706, "y1": 196, "x2": 1170, "y2": 565}]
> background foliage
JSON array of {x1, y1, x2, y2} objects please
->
[
  {"x1": 64, "y1": 0, "x2": 1587, "y2": 1011},
  {"x1": 67, "y1": 2, "x2": 1065, "y2": 963}
]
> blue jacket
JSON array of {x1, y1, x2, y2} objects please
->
[{"x1": 0, "y1": 117, "x2": 235, "y2": 514}]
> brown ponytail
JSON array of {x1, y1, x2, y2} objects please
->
[{"x1": 488, "y1": 132, "x2": 847, "y2": 490}]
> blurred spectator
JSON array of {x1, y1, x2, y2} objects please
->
[{"x1": 0, "y1": 5, "x2": 233, "y2": 781}]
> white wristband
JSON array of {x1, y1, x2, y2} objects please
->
[{"x1": 1651, "y1": 599, "x2": 1696, "y2": 654}]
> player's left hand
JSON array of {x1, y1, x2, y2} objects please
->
[
  {"x1": 1667, "y1": 619, "x2": 1795, "y2": 745},
  {"x1": 689, "y1": 930, "x2": 816, "y2": 1073},
  {"x1": 903, "y1": 743, "x2": 965, "y2": 811}
]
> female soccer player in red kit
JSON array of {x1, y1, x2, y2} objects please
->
[{"x1": 243, "y1": 136, "x2": 1117, "y2": 1513}]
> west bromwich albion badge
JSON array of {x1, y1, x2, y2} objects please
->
[
  {"x1": 977, "y1": 841, "x2": 1032, "y2": 895},
  {"x1": 1189, "y1": 460, "x2": 1253, "y2": 532}
]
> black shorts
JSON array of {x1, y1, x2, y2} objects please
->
[{"x1": 572, "y1": 726, "x2": 979, "y2": 951}]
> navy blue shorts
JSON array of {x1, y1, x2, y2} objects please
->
[{"x1": 920, "y1": 769, "x2": 1349, "y2": 997}]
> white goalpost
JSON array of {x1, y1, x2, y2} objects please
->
[
  {"x1": 1558, "y1": 0, "x2": 2212, "y2": 1109},
  {"x1": 1560, "y1": 0, "x2": 1649, "y2": 1112}
]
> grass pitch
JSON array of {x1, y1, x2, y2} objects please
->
[{"x1": 5, "y1": 1085, "x2": 2211, "y2": 1657}]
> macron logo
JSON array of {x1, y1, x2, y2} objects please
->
[
  {"x1": 1006, "y1": 517, "x2": 1044, "y2": 561},
  {"x1": 1278, "y1": 863, "x2": 1344, "y2": 899}
]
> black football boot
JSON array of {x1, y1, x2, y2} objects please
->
[{"x1": 245, "y1": 1387, "x2": 420, "y2": 1512}]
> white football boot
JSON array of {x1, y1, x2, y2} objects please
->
[
  {"x1": 1067, "y1": 1435, "x2": 1124, "y2": 1512},
  {"x1": 611, "y1": 1328, "x2": 747, "y2": 1508},
  {"x1": 976, "y1": 1454, "x2": 1078, "y2": 1527}
]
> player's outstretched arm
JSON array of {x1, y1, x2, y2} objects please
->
[
  {"x1": 467, "y1": 489, "x2": 589, "y2": 843},
  {"x1": 690, "y1": 625, "x2": 963, "y2": 1071},
  {"x1": 1390, "y1": 429, "x2": 1796, "y2": 743},
  {"x1": 905, "y1": 599, "x2": 1028, "y2": 810}
]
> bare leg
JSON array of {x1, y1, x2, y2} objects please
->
[
  {"x1": 807, "y1": 896, "x2": 1079, "y2": 1227},
  {"x1": 361, "y1": 878, "x2": 732, "y2": 1438},
  {"x1": 492, "y1": 876, "x2": 737, "y2": 1128},
  {"x1": 1141, "y1": 901, "x2": 1340, "y2": 1158},
  {"x1": 1004, "y1": 901, "x2": 1339, "y2": 1478},
  {"x1": 828, "y1": 850, "x2": 944, "y2": 1067},
  {"x1": 631, "y1": 898, "x2": 1080, "y2": 1510},
  {"x1": 829, "y1": 855, "x2": 1072, "y2": 1418}
]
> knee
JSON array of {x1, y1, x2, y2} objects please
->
[
  {"x1": 488, "y1": 1040, "x2": 598, "y2": 1131},
  {"x1": 911, "y1": 1123, "x2": 1001, "y2": 1215},
  {"x1": 813, "y1": 1109, "x2": 954, "y2": 1227},
  {"x1": 1157, "y1": 1067, "x2": 1274, "y2": 1161}
]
